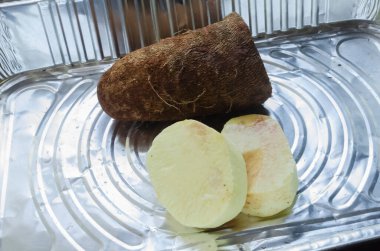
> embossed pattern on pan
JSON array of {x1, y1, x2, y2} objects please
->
[
  {"x1": 1, "y1": 22, "x2": 380, "y2": 250},
  {"x1": 1, "y1": 0, "x2": 379, "y2": 81}
]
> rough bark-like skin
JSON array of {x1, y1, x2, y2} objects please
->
[{"x1": 97, "y1": 12, "x2": 271, "y2": 121}]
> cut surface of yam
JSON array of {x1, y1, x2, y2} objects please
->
[
  {"x1": 147, "y1": 120, "x2": 247, "y2": 228},
  {"x1": 222, "y1": 115, "x2": 298, "y2": 217}
]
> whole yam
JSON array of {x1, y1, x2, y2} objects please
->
[{"x1": 97, "y1": 12, "x2": 271, "y2": 121}]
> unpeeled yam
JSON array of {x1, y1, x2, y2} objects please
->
[
  {"x1": 222, "y1": 115, "x2": 298, "y2": 217},
  {"x1": 146, "y1": 120, "x2": 247, "y2": 228},
  {"x1": 98, "y1": 13, "x2": 271, "y2": 121}
]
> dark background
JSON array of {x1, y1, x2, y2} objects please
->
[{"x1": 333, "y1": 239, "x2": 379, "y2": 250}]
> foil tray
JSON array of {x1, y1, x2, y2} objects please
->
[
  {"x1": 2, "y1": 21, "x2": 380, "y2": 250},
  {"x1": 1, "y1": 0, "x2": 379, "y2": 80}
]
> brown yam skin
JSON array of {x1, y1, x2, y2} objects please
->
[{"x1": 97, "y1": 12, "x2": 271, "y2": 121}]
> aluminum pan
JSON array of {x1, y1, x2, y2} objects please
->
[
  {"x1": 1, "y1": 21, "x2": 380, "y2": 250},
  {"x1": 1, "y1": 0, "x2": 380, "y2": 81}
]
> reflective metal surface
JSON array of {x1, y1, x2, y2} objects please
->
[
  {"x1": 2, "y1": 21, "x2": 380, "y2": 250},
  {"x1": 1, "y1": 0, "x2": 379, "y2": 80}
]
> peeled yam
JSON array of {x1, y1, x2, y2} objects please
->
[
  {"x1": 146, "y1": 120, "x2": 247, "y2": 228},
  {"x1": 97, "y1": 13, "x2": 271, "y2": 121},
  {"x1": 222, "y1": 115, "x2": 298, "y2": 217}
]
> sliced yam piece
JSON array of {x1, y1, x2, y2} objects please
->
[
  {"x1": 222, "y1": 115, "x2": 298, "y2": 217},
  {"x1": 147, "y1": 120, "x2": 247, "y2": 228}
]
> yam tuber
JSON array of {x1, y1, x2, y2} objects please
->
[{"x1": 98, "y1": 12, "x2": 271, "y2": 121}]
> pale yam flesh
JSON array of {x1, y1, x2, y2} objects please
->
[
  {"x1": 222, "y1": 115, "x2": 298, "y2": 217},
  {"x1": 146, "y1": 120, "x2": 247, "y2": 228}
]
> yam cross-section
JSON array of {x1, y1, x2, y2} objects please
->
[
  {"x1": 97, "y1": 12, "x2": 271, "y2": 121},
  {"x1": 146, "y1": 120, "x2": 247, "y2": 228}
]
